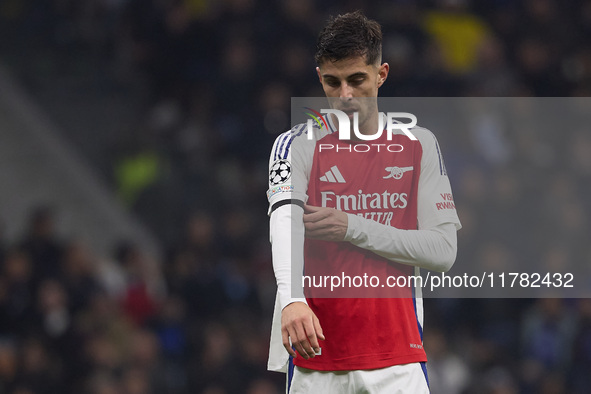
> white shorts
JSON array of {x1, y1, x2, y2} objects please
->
[{"x1": 287, "y1": 362, "x2": 430, "y2": 394}]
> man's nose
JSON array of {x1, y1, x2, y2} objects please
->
[{"x1": 339, "y1": 83, "x2": 353, "y2": 99}]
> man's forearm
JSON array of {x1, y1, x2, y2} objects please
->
[
  {"x1": 344, "y1": 214, "x2": 457, "y2": 272},
  {"x1": 270, "y1": 203, "x2": 307, "y2": 309}
]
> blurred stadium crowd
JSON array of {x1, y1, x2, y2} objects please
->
[{"x1": 1, "y1": 0, "x2": 591, "y2": 393}]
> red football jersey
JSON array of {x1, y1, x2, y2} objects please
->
[
  {"x1": 297, "y1": 131, "x2": 426, "y2": 370},
  {"x1": 266, "y1": 116, "x2": 460, "y2": 372}
]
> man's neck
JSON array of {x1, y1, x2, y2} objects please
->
[
  {"x1": 355, "y1": 111, "x2": 381, "y2": 136},
  {"x1": 327, "y1": 110, "x2": 383, "y2": 141}
]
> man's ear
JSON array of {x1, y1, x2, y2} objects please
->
[
  {"x1": 316, "y1": 67, "x2": 322, "y2": 83},
  {"x1": 377, "y1": 63, "x2": 389, "y2": 87}
]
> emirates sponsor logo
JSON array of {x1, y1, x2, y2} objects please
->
[{"x1": 320, "y1": 190, "x2": 408, "y2": 211}]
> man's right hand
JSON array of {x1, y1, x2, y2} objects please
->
[{"x1": 281, "y1": 302, "x2": 325, "y2": 359}]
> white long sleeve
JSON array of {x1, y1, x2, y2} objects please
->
[
  {"x1": 268, "y1": 203, "x2": 307, "y2": 372},
  {"x1": 344, "y1": 214, "x2": 457, "y2": 272},
  {"x1": 270, "y1": 203, "x2": 307, "y2": 310}
]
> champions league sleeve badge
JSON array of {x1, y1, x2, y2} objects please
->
[{"x1": 269, "y1": 159, "x2": 291, "y2": 186}]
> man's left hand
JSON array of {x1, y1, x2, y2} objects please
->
[{"x1": 303, "y1": 204, "x2": 348, "y2": 241}]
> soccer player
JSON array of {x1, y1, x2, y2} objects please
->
[{"x1": 266, "y1": 11, "x2": 461, "y2": 393}]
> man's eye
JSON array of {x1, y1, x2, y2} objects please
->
[
  {"x1": 326, "y1": 80, "x2": 340, "y2": 87},
  {"x1": 350, "y1": 79, "x2": 364, "y2": 86}
]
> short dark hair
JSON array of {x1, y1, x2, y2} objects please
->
[{"x1": 315, "y1": 10, "x2": 383, "y2": 66}]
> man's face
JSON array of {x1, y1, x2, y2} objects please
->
[{"x1": 316, "y1": 56, "x2": 389, "y2": 132}]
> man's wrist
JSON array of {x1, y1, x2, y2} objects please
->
[
  {"x1": 281, "y1": 298, "x2": 308, "y2": 311},
  {"x1": 344, "y1": 213, "x2": 360, "y2": 242}
]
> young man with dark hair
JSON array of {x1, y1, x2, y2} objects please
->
[{"x1": 267, "y1": 11, "x2": 461, "y2": 393}]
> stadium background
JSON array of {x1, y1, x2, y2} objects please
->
[{"x1": 0, "y1": 0, "x2": 590, "y2": 393}]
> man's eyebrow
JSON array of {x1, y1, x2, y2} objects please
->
[
  {"x1": 346, "y1": 72, "x2": 369, "y2": 79},
  {"x1": 321, "y1": 72, "x2": 369, "y2": 79}
]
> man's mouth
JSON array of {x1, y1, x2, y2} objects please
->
[{"x1": 342, "y1": 108, "x2": 358, "y2": 116}]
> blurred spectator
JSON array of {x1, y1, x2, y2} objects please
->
[
  {"x1": 116, "y1": 242, "x2": 164, "y2": 326},
  {"x1": 521, "y1": 299, "x2": 576, "y2": 392},
  {"x1": 19, "y1": 206, "x2": 63, "y2": 284},
  {"x1": 465, "y1": 36, "x2": 520, "y2": 96},
  {"x1": 15, "y1": 338, "x2": 60, "y2": 394},
  {"x1": 424, "y1": 328, "x2": 470, "y2": 394},
  {"x1": 0, "y1": 248, "x2": 35, "y2": 335},
  {"x1": 0, "y1": 340, "x2": 17, "y2": 391},
  {"x1": 60, "y1": 240, "x2": 102, "y2": 314},
  {"x1": 571, "y1": 299, "x2": 591, "y2": 393},
  {"x1": 423, "y1": 0, "x2": 490, "y2": 75}
]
